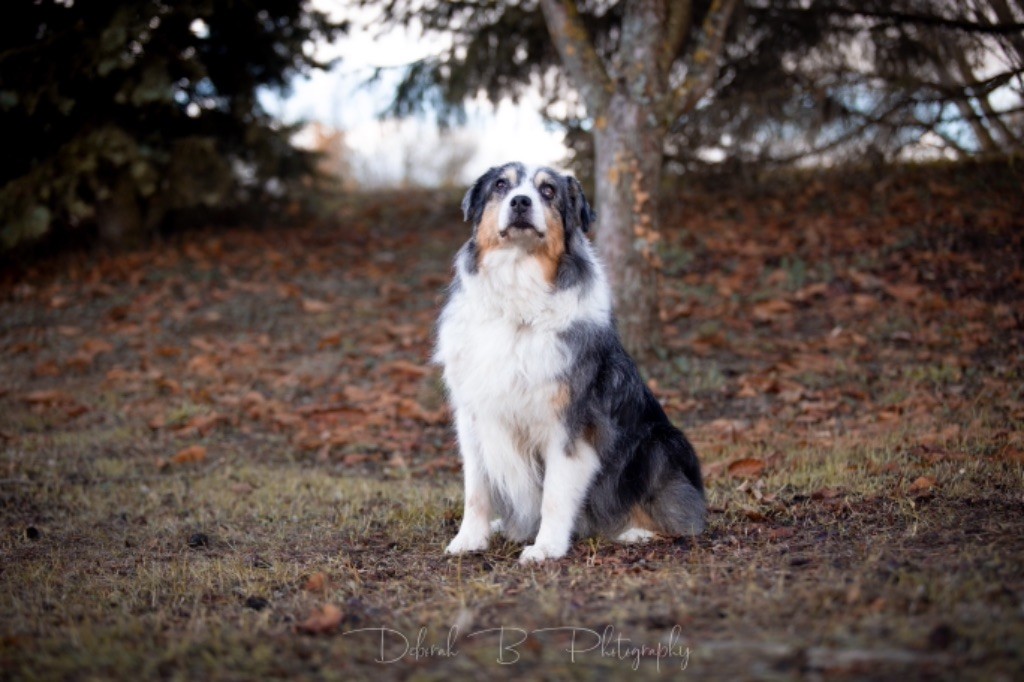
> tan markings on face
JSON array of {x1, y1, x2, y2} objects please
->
[
  {"x1": 475, "y1": 167, "x2": 520, "y2": 263},
  {"x1": 532, "y1": 172, "x2": 565, "y2": 285},
  {"x1": 475, "y1": 200, "x2": 503, "y2": 261}
]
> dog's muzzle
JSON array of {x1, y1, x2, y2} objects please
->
[{"x1": 500, "y1": 194, "x2": 543, "y2": 238}]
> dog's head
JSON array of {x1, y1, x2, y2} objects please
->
[{"x1": 461, "y1": 163, "x2": 594, "y2": 280}]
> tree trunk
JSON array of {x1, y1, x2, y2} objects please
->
[
  {"x1": 539, "y1": 0, "x2": 738, "y2": 360},
  {"x1": 593, "y1": 95, "x2": 665, "y2": 360}
]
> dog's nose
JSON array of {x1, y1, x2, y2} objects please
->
[{"x1": 510, "y1": 195, "x2": 532, "y2": 212}]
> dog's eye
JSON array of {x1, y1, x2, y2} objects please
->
[
  {"x1": 494, "y1": 179, "x2": 509, "y2": 192},
  {"x1": 539, "y1": 184, "x2": 556, "y2": 200}
]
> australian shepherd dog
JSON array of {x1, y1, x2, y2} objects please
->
[{"x1": 435, "y1": 162, "x2": 705, "y2": 564}]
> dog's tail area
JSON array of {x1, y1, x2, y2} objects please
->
[
  {"x1": 645, "y1": 429, "x2": 706, "y2": 536},
  {"x1": 648, "y1": 475, "x2": 706, "y2": 536}
]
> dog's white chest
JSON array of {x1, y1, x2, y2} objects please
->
[
  {"x1": 438, "y1": 297, "x2": 566, "y2": 416},
  {"x1": 436, "y1": 254, "x2": 574, "y2": 421}
]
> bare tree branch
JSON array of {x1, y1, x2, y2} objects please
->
[
  {"x1": 660, "y1": 0, "x2": 694, "y2": 75},
  {"x1": 826, "y1": 6, "x2": 1024, "y2": 35},
  {"x1": 537, "y1": 0, "x2": 613, "y2": 113},
  {"x1": 672, "y1": 0, "x2": 740, "y2": 119},
  {"x1": 952, "y1": 48, "x2": 1023, "y2": 146}
]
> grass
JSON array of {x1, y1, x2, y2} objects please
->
[{"x1": 2, "y1": 162, "x2": 1024, "y2": 679}]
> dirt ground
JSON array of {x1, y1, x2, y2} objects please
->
[{"x1": 1, "y1": 161, "x2": 1022, "y2": 680}]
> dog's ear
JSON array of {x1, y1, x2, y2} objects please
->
[
  {"x1": 566, "y1": 176, "x2": 596, "y2": 234},
  {"x1": 461, "y1": 166, "x2": 499, "y2": 224}
]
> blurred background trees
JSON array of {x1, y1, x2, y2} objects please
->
[
  {"x1": 371, "y1": 0, "x2": 1023, "y2": 173},
  {"x1": 0, "y1": 0, "x2": 345, "y2": 251},
  {"x1": 3, "y1": 1, "x2": 1021, "y2": 354},
  {"x1": 367, "y1": 0, "x2": 1023, "y2": 356}
]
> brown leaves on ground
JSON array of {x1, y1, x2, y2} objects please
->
[
  {"x1": 1, "y1": 194, "x2": 456, "y2": 475},
  {"x1": 664, "y1": 165, "x2": 1021, "y2": 502},
  {"x1": 0, "y1": 163, "x2": 1020, "y2": 489}
]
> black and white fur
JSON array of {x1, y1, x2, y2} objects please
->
[{"x1": 435, "y1": 162, "x2": 705, "y2": 564}]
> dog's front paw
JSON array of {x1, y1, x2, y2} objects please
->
[
  {"x1": 519, "y1": 542, "x2": 567, "y2": 564},
  {"x1": 446, "y1": 531, "x2": 490, "y2": 555}
]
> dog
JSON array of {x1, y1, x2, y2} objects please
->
[{"x1": 435, "y1": 162, "x2": 705, "y2": 564}]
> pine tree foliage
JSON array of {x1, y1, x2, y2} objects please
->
[{"x1": 0, "y1": 0, "x2": 346, "y2": 250}]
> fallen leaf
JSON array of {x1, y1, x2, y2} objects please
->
[
  {"x1": 301, "y1": 298, "x2": 331, "y2": 314},
  {"x1": 382, "y1": 360, "x2": 432, "y2": 378},
  {"x1": 767, "y1": 527, "x2": 796, "y2": 540},
  {"x1": 81, "y1": 338, "x2": 114, "y2": 356},
  {"x1": 743, "y1": 508, "x2": 768, "y2": 522},
  {"x1": 396, "y1": 398, "x2": 447, "y2": 425},
  {"x1": 847, "y1": 269, "x2": 884, "y2": 290},
  {"x1": 295, "y1": 604, "x2": 343, "y2": 635},
  {"x1": 727, "y1": 458, "x2": 766, "y2": 479},
  {"x1": 811, "y1": 487, "x2": 843, "y2": 500},
  {"x1": 908, "y1": 476, "x2": 937, "y2": 495},
  {"x1": 155, "y1": 376, "x2": 182, "y2": 395},
  {"x1": 751, "y1": 298, "x2": 794, "y2": 322},
  {"x1": 65, "y1": 404, "x2": 89, "y2": 419},
  {"x1": 998, "y1": 446, "x2": 1024, "y2": 463},
  {"x1": 170, "y1": 445, "x2": 207, "y2": 465},
  {"x1": 303, "y1": 572, "x2": 328, "y2": 592},
  {"x1": 318, "y1": 332, "x2": 343, "y2": 349},
  {"x1": 187, "y1": 355, "x2": 220, "y2": 378},
  {"x1": 884, "y1": 282, "x2": 925, "y2": 303},
  {"x1": 23, "y1": 390, "x2": 76, "y2": 405},
  {"x1": 32, "y1": 360, "x2": 63, "y2": 378},
  {"x1": 417, "y1": 455, "x2": 460, "y2": 475},
  {"x1": 175, "y1": 413, "x2": 225, "y2": 436}
]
